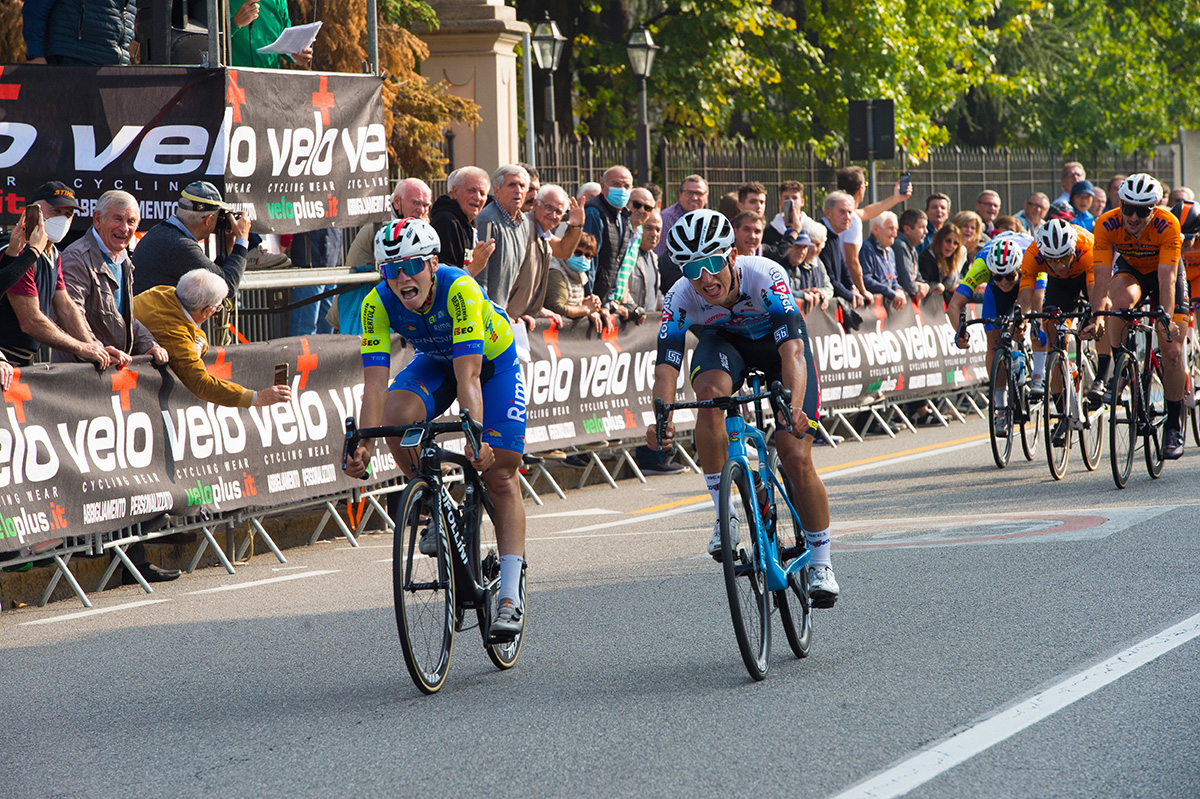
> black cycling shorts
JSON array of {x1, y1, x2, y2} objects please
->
[
  {"x1": 689, "y1": 326, "x2": 820, "y2": 424},
  {"x1": 1113, "y1": 255, "x2": 1187, "y2": 311},
  {"x1": 1043, "y1": 273, "x2": 1090, "y2": 313}
]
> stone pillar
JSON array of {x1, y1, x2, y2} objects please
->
[
  {"x1": 1181, "y1": 129, "x2": 1200, "y2": 193},
  {"x1": 419, "y1": 0, "x2": 529, "y2": 179}
]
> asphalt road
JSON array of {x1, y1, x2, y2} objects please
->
[{"x1": 4, "y1": 412, "x2": 1199, "y2": 799}]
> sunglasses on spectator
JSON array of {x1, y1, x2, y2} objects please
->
[
  {"x1": 630, "y1": 200, "x2": 655, "y2": 212},
  {"x1": 682, "y1": 253, "x2": 728, "y2": 280},
  {"x1": 1121, "y1": 204, "x2": 1152, "y2": 218},
  {"x1": 573, "y1": 248, "x2": 594, "y2": 258},
  {"x1": 380, "y1": 255, "x2": 433, "y2": 279}
]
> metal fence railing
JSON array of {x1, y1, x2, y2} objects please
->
[{"x1": 528, "y1": 136, "x2": 1173, "y2": 219}]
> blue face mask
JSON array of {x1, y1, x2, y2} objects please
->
[
  {"x1": 607, "y1": 187, "x2": 631, "y2": 209},
  {"x1": 566, "y1": 254, "x2": 591, "y2": 274}
]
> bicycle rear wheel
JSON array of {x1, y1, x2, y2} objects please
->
[
  {"x1": 1188, "y1": 334, "x2": 1200, "y2": 446},
  {"x1": 393, "y1": 478, "x2": 455, "y2": 694},
  {"x1": 1020, "y1": 388, "x2": 1041, "y2": 461},
  {"x1": 1144, "y1": 355, "x2": 1165, "y2": 479},
  {"x1": 1079, "y1": 405, "x2": 1104, "y2": 471},
  {"x1": 989, "y1": 350, "x2": 1014, "y2": 468},
  {"x1": 1109, "y1": 355, "x2": 1137, "y2": 489},
  {"x1": 719, "y1": 459, "x2": 771, "y2": 680},
  {"x1": 767, "y1": 450, "x2": 811, "y2": 660},
  {"x1": 478, "y1": 509, "x2": 526, "y2": 670},
  {"x1": 1043, "y1": 351, "x2": 1071, "y2": 480}
]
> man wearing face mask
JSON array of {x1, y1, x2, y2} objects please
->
[
  {"x1": 0, "y1": 181, "x2": 126, "y2": 369},
  {"x1": 132, "y1": 181, "x2": 251, "y2": 298},
  {"x1": 583, "y1": 165, "x2": 634, "y2": 302}
]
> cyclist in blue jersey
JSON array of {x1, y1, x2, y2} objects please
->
[
  {"x1": 645, "y1": 209, "x2": 838, "y2": 607},
  {"x1": 342, "y1": 218, "x2": 528, "y2": 637}
]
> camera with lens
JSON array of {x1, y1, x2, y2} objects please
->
[{"x1": 216, "y1": 209, "x2": 243, "y2": 232}]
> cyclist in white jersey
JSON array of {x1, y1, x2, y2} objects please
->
[{"x1": 646, "y1": 209, "x2": 839, "y2": 607}]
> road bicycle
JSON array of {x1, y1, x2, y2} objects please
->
[
  {"x1": 343, "y1": 411, "x2": 525, "y2": 694},
  {"x1": 958, "y1": 308, "x2": 1042, "y2": 468},
  {"x1": 1025, "y1": 307, "x2": 1105, "y2": 479},
  {"x1": 1090, "y1": 306, "x2": 1171, "y2": 488},
  {"x1": 1185, "y1": 303, "x2": 1200, "y2": 446},
  {"x1": 654, "y1": 375, "x2": 813, "y2": 681}
]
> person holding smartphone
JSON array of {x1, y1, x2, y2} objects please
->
[
  {"x1": 132, "y1": 181, "x2": 251, "y2": 298},
  {"x1": 0, "y1": 181, "x2": 125, "y2": 369}
]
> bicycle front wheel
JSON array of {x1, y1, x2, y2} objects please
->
[
  {"x1": 1189, "y1": 335, "x2": 1200, "y2": 446},
  {"x1": 719, "y1": 459, "x2": 771, "y2": 680},
  {"x1": 1043, "y1": 351, "x2": 1072, "y2": 480},
  {"x1": 1109, "y1": 355, "x2": 1137, "y2": 489},
  {"x1": 1144, "y1": 355, "x2": 1165, "y2": 479},
  {"x1": 767, "y1": 450, "x2": 811, "y2": 660},
  {"x1": 989, "y1": 350, "x2": 1014, "y2": 468},
  {"x1": 393, "y1": 478, "x2": 455, "y2": 694}
]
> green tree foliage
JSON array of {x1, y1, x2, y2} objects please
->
[
  {"x1": 518, "y1": 0, "x2": 1195, "y2": 159},
  {"x1": 948, "y1": 0, "x2": 1200, "y2": 154}
]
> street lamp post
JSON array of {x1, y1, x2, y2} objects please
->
[
  {"x1": 531, "y1": 13, "x2": 567, "y2": 148},
  {"x1": 625, "y1": 27, "x2": 659, "y2": 185}
]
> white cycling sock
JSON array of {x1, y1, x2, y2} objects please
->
[
  {"x1": 705, "y1": 473, "x2": 722, "y2": 512},
  {"x1": 1032, "y1": 351, "x2": 1047, "y2": 378},
  {"x1": 498, "y1": 554, "x2": 524, "y2": 606},
  {"x1": 995, "y1": 387, "x2": 1007, "y2": 408},
  {"x1": 805, "y1": 527, "x2": 832, "y2": 568}
]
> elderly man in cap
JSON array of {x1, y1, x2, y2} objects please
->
[
  {"x1": 0, "y1": 181, "x2": 127, "y2": 369},
  {"x1": 132, "y1": 180, "x2": 251, "y2": 297}
]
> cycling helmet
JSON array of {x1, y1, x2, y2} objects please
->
[
  {"x1": 374, "y1": 217, "x2": 440, "y2": 264},
  {"x1": 1046, "y1": 200, "x2": 1074, "y2": 222},
  {"x1": 985, "y1": 236, "x2": 1022, "y2": 276},
  {"x1": 1034, "y1": 219, "x2": 1078, "y2": 260},
  {"x1": 1170, "y1": 200, "x2": 1200, "y2": 237},
  {"x1": 1117, "y1": 173, "x2": 1163, "y2": 207},
  {"x1": 666, "y1": 209, "x2": 734, "y2": 265}
]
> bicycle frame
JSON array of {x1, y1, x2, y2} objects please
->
[{"x1": 656, "y1": 376, "x2": 810, "y2": 593}]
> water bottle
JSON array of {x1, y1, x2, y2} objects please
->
[{"x1": 755, "y1": 477, "x2": 774, "y2": 533}]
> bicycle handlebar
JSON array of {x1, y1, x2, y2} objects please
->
[
  {"x1": 1090, "y1": 305, "x2": 1173, "y2": 342},
  {"x1": 654, "y1": 380, "x2": 804, "y2": 444},
  {"x1": 342, "y1": 410, "x2": 485, "y2": 480}
]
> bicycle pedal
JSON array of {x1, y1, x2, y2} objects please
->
[
  {"x1": 487, "y1": 628, "x2": 519, "y2": 644},
  {"x1": 810, "y1": 595, "x2": 837, "y2": 610}
]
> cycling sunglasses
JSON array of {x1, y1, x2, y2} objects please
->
[
  {"x1": 380, "y1": 256, "x2": 433, "y2": 279},
  {"x1": 1121, "y1": 204, "x2": 1152, "y2": 219},
  {"x1": 682, "y1": 253, "x2": 729, "y2": 280}
]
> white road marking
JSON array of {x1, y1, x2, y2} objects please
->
[
  {"x1": 184, "y1": 570, "x2": 341, "y2": 595},
  {"x1": 528, "y1": 507, "x2": 622, "y2": 520},
  {"x1": 20, "y1": 599, "x2": 172, "y2": 626},
  {"x1": 830, "y1": 610, "x2": 1200, "y2": 799},
  {"x1": 820, "y1": 438, "x2": 989, "y2": 480},
  {"x1": 547, "y1": 501, "x2": 711, "y2": 535}
]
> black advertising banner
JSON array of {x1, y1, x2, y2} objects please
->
[
  {"x1": 0, "y1": 65, "x2": 388, "y2": 234},
  {"x1": 0, "y1": 66, "x2": 224, "y2": 226},
  {"x1": 803, "y1": 295, "x2": 987, "y2": 410},
  {"x1": 221, "y1": 67, "x2": 390, "y2": 233},
  {"x1": 0, "y1": 307, "x2": 985, "y2": 552}
]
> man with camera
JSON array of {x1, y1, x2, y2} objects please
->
[{"x1": 132, "y1": 181, "x2": 251, "y2": 298}]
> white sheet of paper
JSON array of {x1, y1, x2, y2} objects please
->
[{"x1": 256, "y1": 21, "x2": 322, "y2": 55}]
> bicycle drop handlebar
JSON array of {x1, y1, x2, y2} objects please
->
[
  {"x1": 654, "y1": 380, "x2": 803, "y2": 448},
  {"x1": 342, "y1": 410, "x2": 486, "y2": 480},
  {"x1": 1089, "y1": 305, "x2": 1173, "y2": 342}
]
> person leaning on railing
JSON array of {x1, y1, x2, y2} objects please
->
[{"x1": 133, "y1": 269, "x2": 291, "y2": 409}]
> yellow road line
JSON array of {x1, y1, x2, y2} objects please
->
[
  {"x1": 631, "y1": 433, "x2": 989, "y2": 514},
  {"x1": 815, "y1": 433, "x2": 989, "y2": 473}
]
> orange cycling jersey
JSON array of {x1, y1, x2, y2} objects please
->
[
  {"x1": 1183, "y1": 244, "x2": 1200, "y2": 281},
  {"x1": 1019, "y1": 226, "x2": 1094, "y2": 291},
  {"x1": 1093, "y1": 206, "x2": 1182, "y2": 275}
]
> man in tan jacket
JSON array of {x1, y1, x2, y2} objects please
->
[{"x1": 133, "y1": 269, "x2": 290, "y2": 408}]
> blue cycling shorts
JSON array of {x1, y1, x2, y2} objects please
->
[{"x1": 389, "y1": 345, "x2": 527, "y2": 454}]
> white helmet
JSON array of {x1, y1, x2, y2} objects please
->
[
  {"x1": 1117, "y1": 173, "x2": 1163, "y2": 207},
  {"x1": 666, "y1": 209, "x2": 734, "y2": 265},
  {"x1": 374, "y1": 217, "x2": 440, "y2": 264},
  {"x1": 985, "y1": 236, "x2": 1022, "y2": 276},
  {"x1": 1034, "y1": 219, "x2": 1078, "y2": 260}
]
